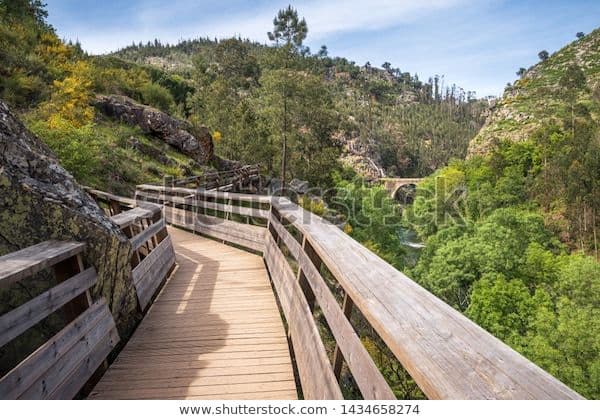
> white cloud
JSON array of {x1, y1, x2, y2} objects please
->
[
  {"x1": 303, "y1": 0, "x2": 467, "y2": 39},
  {"x1": 54, "y1": 0, "x2": 468, "y2": 54}
]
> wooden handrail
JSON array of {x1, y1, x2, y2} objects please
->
[
  {"x1": 169, "y1": 165, "x2": 260, "y2": 190},
  {"x1": 135, "y1": 185, "x2": 584, "y2": 400},
  {"x1": 137, "y1": 184, "x2": 272, "y2": 204},
  {"x1": 0, "y1": 267, "x2": 96, "y2": 348},
  {"x1": 0, "y1": 240, "x2": 85, "y2": 288},
  {"x1": 85, "y1": 188, "x2": 176, "y2": 312},
  {"x1": 84, "y1": 187, "x2": 136, "y2": 216},
  {"x1": 0, "y1": 241, "x2": 119, "y2": 399},
  {"x1": 90, "y1": 194, "x2": 176, "y2": 312}
]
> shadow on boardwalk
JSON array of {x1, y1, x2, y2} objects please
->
[{"x1": 89, "y1": 227, "x2": 297, "y2": 400}]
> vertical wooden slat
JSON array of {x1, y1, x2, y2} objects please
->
[
  {"x1": 75, "y1": 254, "x2": 93, "y2": 307},
  {"x1": 333, "y1": 293, "x2": 354, "y2": 379},
  {"x1": 297, "y1": 236, "x2": 316, "y2": 312},
  {"x1": 108, "y1": 199, "x2": 122, "y2": 216},
  {"x1": 53, "y1": 255, "x2": 89, "y2": 323}
]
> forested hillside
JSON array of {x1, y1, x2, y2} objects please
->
[
  {"x1": 0, "y1": 1, "x2": 208, "y2": 195},
  {"x1": 406, "y1": 30, "x2": 600, "y2": 398},
  {"x1": 1, "y1": 1, "x2": 598, "y2": 400},
  {"x1": 113, "y1": 34, "x2": 488, "y2": 180},
  {"x1": 1, "y1": 0, "x2": 487, "y2": 194}
]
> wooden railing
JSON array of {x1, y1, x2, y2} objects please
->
[
  {"x1": 0, "y1": 191, "x2": 173, "y2": 399},
  {"x1": 171, "y1": 164, "x2": 260, "y2": 191},
  {"x1": 85, "y1": 188, "x2": 136, "y2": 216},
  {"x1": 135, "y1": 184, "x2": 583, "y2": 400},
  {"x1": 87, "y1": 191, "x2": 176, "y2": 311},
  {"x1": 0, "y1": 241, "x2": 119, "y2": 399}
]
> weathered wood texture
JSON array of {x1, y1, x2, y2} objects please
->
[
  {"x1": 263, "y1": 234, "x2": 341, "y2": 399},
  {"x1": 0, "y1": 241, "x2": 119, "y2": 400},
  {"x1": 84, "y1": 187, "x2": 136, "y2": 216},
  {"x1": 268, "y1": 217, "x2": 395, "y2": 399},
  {"x1": 130, "y1": 218, "x2": 166, "y2": 251},
  {"x1": 1, "y1": 300, "x2": 118, "y2": 399},
  {"x1": 84, "y1": 188, "x2": 136, "y2": 207},
  {"x1": 0, "y1": 267, "x2": 96, "y2": 347},
  {"x1": 271, "y1": 197, "x2": 583, "y2": 400},
  {"x1": 0, "y1": 240, "x2": 84, "y2": 288},
  {"x1": 134, "y1": 186, "x2": 583, "y2": 400},
  {"x1": 132, "y1": 235, "x2": 176, "y2": 311},
  {"x1": 170, "y1": 165, "x2": 260, "y2": 191},
  {"x1": 137, "y1": 184, "x2": 272, "y2": 204},
  {"x1": 107, "y1": 204, "x2": 176, "y2": 311},
  {"x1": 111, "y1": 207, "x2": 155, "y2": 229},
  {"x1": 89, "y1": 227, "x2": 297, "y2": 400},
  {"x1": 166, "y1": 206, "x2": 266, "y2": 253}
]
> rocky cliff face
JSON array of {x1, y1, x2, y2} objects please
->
[
  {"x1": 469, "y1": 29, "x2": 600, "y2": 155},
  {"x1": 93, "y1": 94, "x2": 214, "y2": 164},
  {"x1": 0, "y1": 100, "x2": 139, "y2": 346}
]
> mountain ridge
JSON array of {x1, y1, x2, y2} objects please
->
[{"x1": 469, "y1": 29, "x2": 600, "y2": 155}]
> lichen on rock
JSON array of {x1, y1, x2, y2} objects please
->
[{"x1": 0, "y1": 100, "x2": 140, "y2": 363}]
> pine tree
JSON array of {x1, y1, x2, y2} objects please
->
[{"x1": 267, "y1": 5, "x2": 308, "y2": 192}]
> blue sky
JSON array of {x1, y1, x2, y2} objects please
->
[{"x1": 46, "y1": 0, "x2": 600, "y2": 97}]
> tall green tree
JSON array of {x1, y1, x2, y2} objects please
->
[
  {"x1": 267, "y1": 5, "x2": 308, "y2": 191},
  {"x1": 267, "y1": 5, "x2": 308, "y2": 50},
  {"x1": 257, "y1": 68, "x2": 340, "y2": 187},
  {"x1": 187, "y1": 38, "x2": 264, "y2": 165}
]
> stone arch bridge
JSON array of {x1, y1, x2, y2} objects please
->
[{"x1": 379, "y1": 177, "x2": 424, "y2": 199}]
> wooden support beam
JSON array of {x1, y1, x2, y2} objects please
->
[
  {"x1": 333, "y1": 293, "x2": 354, "y2": 379},
  {"x1": 53, "y1": 255, "x2": 90, "y2": 323},
  {"x1": 297, "y1": 237, "x2": 318, "y2": 312}
]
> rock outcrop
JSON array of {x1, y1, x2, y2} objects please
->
[
  {"x1": 469, "y1": 29, "x2": 600, "y2": 156},
  {"x1": 93, "y1": 94, "x2": 214, "y2": 164},
  {"x1": 0, "y1": 100, "x2": 139, "y2": 365},
  {"x1": 337, "y1": 132, "x2": 386, "y2": 179}
]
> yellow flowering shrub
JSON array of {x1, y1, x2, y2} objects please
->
[{"x1": 43, "y1": 60, "x2": 95, "y2": 127}]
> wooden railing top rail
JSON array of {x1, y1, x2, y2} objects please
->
[
  {"x1": 136, "y1": 185, "x2": 583, "y2": 400},
  {"x1": 170, "y1": 165, "x2": 260, "y2": 190},
  {"x1": 84, "y1": 188, "x2": 136, "y2": 207},
  {"x1": 137, "y1": 184, "x2": 272, "y2": 204},
  {"x1": 0, "y1": 240, "x2": 85, "y2": 288},
  {"x1": 109, "y1": 205, "x2": 161, "y2": 229},
  {"x1": 172, "y1": 164, "x2": 259, "y2": 180},
  {"x1": 270, "y1": 197, "x2": 582, "y2": 399},
  {"x1": 0, "y1": 241, "x2": 119, "y2": 399}
]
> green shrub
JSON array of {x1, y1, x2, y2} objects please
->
[
  {"x1": 27, "y1": 117, "x2": 102, "y2": 185},
  {"x1": 141, "y1": 82, "x2": 175, "y2": 112}
]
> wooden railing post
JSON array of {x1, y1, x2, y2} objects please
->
[
  {"x1": 152, "y1": 207, "x2": 167, "y2": 243},
  {"x1": 53, "y1": 253, "x2": 91, "y2": 323},
  {"x1": 268, "y1": 206, "x2": 281, "y2": 244},
  {"x1": 227, "y1": 197, "x2": 233, "y2": 220},
  {"x1": 108, "y1": 199, "x2": 122, "y2": 216},
  {"x1": 123, "y1": 224, "x2": 141, "y2": 267},
  {"x1": 333, "y1": 292, "x2": 354, "y2": 379},
  {"x1": 297, "y1": 237, "x2": 318, "y2": 312}
]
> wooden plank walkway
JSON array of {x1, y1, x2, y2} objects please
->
[{"x1": 89, "y1": 227, "x2": 297, "y2": 400}]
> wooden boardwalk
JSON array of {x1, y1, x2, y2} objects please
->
[{"x1": 89, "y1": 227, "x2": 297, "y2": 400}]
